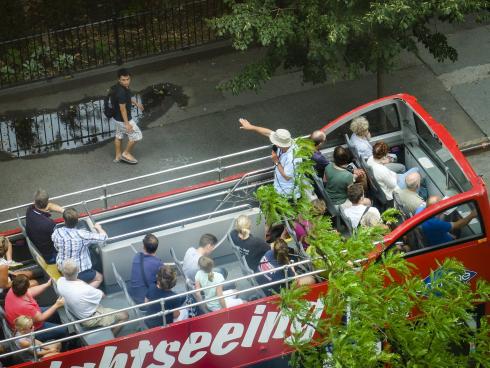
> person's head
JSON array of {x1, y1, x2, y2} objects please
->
[
  {"x1": 11, "y1": 275, "x2": 30, "y2": 297},
  {"x1": 198, "y1": 234, "x2": 218, "y2": 255},
  {"x1": 310, "y1": 130, "x2": 326, "y2": 148},
  {"x1": 405, "y1": 172, "x2": 421, "y2": 192},
  {"x1": 427, "y1": 195, "x2": 442, "y2": 207},
  {"x1": 62, "y1": 207, "x2": 79, "y2": 228},
  {"x1": 14, "y1": 315, "x2": 33, "y2": 333},
  {"x1": 265, "y1": 223, "x2": 285, "y2": 243},
  {"x1": 347, "y1": 183, "x2": 364, "y2": 205},
  {"x1": 235, "y1": 215, "x2": 251, "y2": 239},
  {"x1": 198, "y1": 256, "x2": 215, "y2": 282},
  {"x1": 33, "y1": 189, "x2": 49, "y2": 210},
  {"x1": 143, "y1": 233, "x2": 159, "y2": 254},
  {"x1": 333, "y1": 146, "x2": 352, "y2": 166},
  {"x1": 62, "y1": 259, "x2": 79, "y2": 281},
  {"x1": 360, "y1": 211, "x2": 383, "y2": 228},
  {"x1": 156, "y1": 265, "x2": 177, "y2": 290},
  {"x1": 273, "y1": 238, "x2": 289, "y2": 266},
  {"x1": 372, "y1": 142, "x2": 389, "y2": 160},
  {"x1": 117, "y1": 68, "x2": 131, "y2": 88},
  {"x1": 350, "y1": 116, "x2": 370, "y2": 137},
  {"x1": 311, "y1": 199, "x2": 326, "y2": 216},
  {"x1": 269, "y1": 129, "x2": 293, "y2": 151},
  {"x1": 0, "y1": 236, "x2": 10, "y2": 258}
]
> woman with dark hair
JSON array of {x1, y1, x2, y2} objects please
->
[
  {"x1": 257, "y1": 239, "x2": 315, "y2": 295},
  {"x1": 367, "y1": 142, "x2": 421, "y2": 201},
  {"x1": 4, "y1": 275, "x2": 66, "y2": 342},
  {"x1": 324, "y1": 146, "x2": 368, "y2": 206},
  {"x1": 145, "y1": 265, "x2": 187, "y2": 328}
]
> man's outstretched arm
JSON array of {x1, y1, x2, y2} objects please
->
[{"x1": 239, "y1": 118, "x2": 273, "y2": 137}]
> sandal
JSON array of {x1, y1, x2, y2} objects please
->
[{"x1": 121, "y1": 155, "x2": 138, "y2": 164}]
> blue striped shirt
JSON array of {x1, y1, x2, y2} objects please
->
[{"x1": 52, "y1": 227, "x2": 107, "y2": 272}]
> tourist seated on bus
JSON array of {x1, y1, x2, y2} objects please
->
[
  {"x1": 14, "y1": 315, "x2": 61, "y2": 358},
  {"x1": 293, "y1": 199, "x2": 326, "y2": 248},
  {"x1": 396, "y1": 172, "x2": 426, "y2": 214},
  {"x1": 359, "y1": 211, "x2": 387, "y2": 229},
  {"x1": 25, "y1": 189, "x2": 65, "y2": 264},
  {"x1": 0, "y1": 241, "x2": 39, "y2": 304},
  {"x1": 57, "y1": 259, "x2": 128, "y2": 336},
  {"x1": 52, "y1": 208, "x2": 106, "y2": 288},
  {"x1": 265, "y1": 223, "x2": 286, "y2": 244},
  {"x1": 325, "y1": 146, "x2": 368, "y2": 206},
  {"x1": 344, "y1": 184, "x2": 381, "y2": 229},
  {"x1": 5, "y1": 275, "x2": 67, "y2": 342},
  {"x1": 310, "y1": 130, "x2": 329, "y2": 178},
  {"x1": 145, "y1": 265, "x2": 188, "y2": 328},
  {"x1": 367, "y1": 142, "x2": 420, "y2": 201},
  {"x1": 194, "y1": 257, "x2": 243, "y2": 312},
  {"x1": 418, "y1": 196, "x2": 477, "y2": 247},
  {"x1": 129, "y1": 234, "x2": 163, "y2": 304},
  {"x1": 230, "y1": 215, "x2": 270, "y2": 271},
  {"x1": 349, "y1": 116, "x2": 405, "y2": 173},
  {"x1": 257, "y1": 239, "x2": 315, "y2": 296}
]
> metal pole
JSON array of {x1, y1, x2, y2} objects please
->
[
  {"x1": 445, "y1": 167, "x2": 450, "y2": 189},
  {"x1": 30, "y1": 331, "x2": 38, "y2": 362},
  {"x1": 284, "y1": 265, "x2": 290, "y2": 289},
  {"x1": 103, "y1": 184, "x2": 109, "y2": 209},
  {"x1": 112, "y1": 4, "x2": 122, "y2": 65},
  {"x1": 217, "y1": 157, "x2": 222, "y2": 181},
  {"x1": 160, "y1": 299, "x2": 167, "y2": 326}
]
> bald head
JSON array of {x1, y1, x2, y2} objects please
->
[
  {"x1": 310, "y1": 130, "x2": 326, "y2": 147},
  {"x1": 405, "y1": 172, "x2": 421, "y2": 191},
  {"x1": 427, "y1": 195, "x2": 442, "y2": 207}
]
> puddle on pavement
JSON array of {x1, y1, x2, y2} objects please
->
[{"x1": 0, "y1": 83, "x2": 188, "y2": 159}]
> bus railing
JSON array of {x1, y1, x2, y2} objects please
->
[
  {"x1": 0, "y1": 258, "x2": 323, "y2": 362},
  {"x1": 0, "y1": 143, "x2": 273, "y2": 227}
]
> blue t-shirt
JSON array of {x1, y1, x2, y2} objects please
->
[
  {"x1": 145, "y1": 285, "x2": 186, "y2": 329},
  {"x1": 421, "y1": 217, "x2": 453, "y2": 246},
  {"x1": 257, "y1": 250, "x2": 294, "y2": 295},
  {"x1": 129, "y1": 253, "x2": 163, "y2": 304}
]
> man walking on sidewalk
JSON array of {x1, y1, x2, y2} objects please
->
[{"x1": 111, "y1": 68, "x2": 144, "y2": 164}]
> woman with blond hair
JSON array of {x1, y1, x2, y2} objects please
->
[
  {"x1": 14, "y1": 315, "x2": 61, "y2": 358},
  {"x1": 230, "y1": 215, "x2": 270, "y2": 271}
]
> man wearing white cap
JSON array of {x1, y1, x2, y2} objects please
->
[{"x1": 239, "y1": 118, "x2": 300, "y2": 198}]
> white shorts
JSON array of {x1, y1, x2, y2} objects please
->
[{"x1": 112, "y1": 118, "x2": 142, "y2": 142}]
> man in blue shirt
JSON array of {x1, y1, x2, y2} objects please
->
[
  {"x1": 420, "y1": 196, "x2": 477, "y2": 246},
  {"x1": 129, "y1": 234, "x2": 163, "y2": 304}
]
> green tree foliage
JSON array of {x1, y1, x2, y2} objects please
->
[
  {"x1": 255, "y1": 141, "x2": 490, "y2": 367},
  {"x1": 210, "y1": 0, "x2": 490, "y2": 96}
]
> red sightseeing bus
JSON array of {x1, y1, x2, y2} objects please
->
[{"x1": 0, "y1": 94, "x2": 488, "y2": 368}]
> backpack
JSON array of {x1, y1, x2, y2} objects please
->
[{"x1": 103, "y1": 85, "x2": 117, "y2": 119}]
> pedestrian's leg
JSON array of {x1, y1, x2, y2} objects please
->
[
  {"x1": 123, "y1": 140, "x2": 137, "y2": 161},
  {"x1": 114, "y1": 137, "x2": 122, "y2": 161}
]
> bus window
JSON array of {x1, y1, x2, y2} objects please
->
[
  {"x1": 325, "y1": 104, "x2": 401, "y2": 149},
  {"x1": 392, "y1": 201, "x2": 484, "y2": 254}
]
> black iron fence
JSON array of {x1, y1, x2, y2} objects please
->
[{"x1": 0, "y1": 0, "x2": 225, "y2": 88}]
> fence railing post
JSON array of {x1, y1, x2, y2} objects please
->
[{"x1": 112, "y1": 4, "x2": 122, "y2": 65}]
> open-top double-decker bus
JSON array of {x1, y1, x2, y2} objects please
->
[{"x1": 0, "y1": 94, "x2": 488, "y2": 368}]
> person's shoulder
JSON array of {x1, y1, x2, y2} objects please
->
[
  {"x1": 369, "y1": 207, "x2": 381, "y2": 216},
  {"x1": 214, "y1": 272, "x2": 225, "y2": 282}
]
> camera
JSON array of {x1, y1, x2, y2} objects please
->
[{"x1": 272, "y1": 144, "x2": 279, "y2": 154}]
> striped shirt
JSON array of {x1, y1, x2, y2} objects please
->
[{"x1": 52, "y1": 227, "x2": 107, "y2": 272}]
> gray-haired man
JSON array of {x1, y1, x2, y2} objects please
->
[{"x1": 57, "y1": 259, "x2": 128, "y2": 336}]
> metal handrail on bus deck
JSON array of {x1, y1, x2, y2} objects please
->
[
  {"x1": 0, "y1": 143, "x2": 274, "y2": 226},
  {"x1": 0, "y1": 258, "x2": 321, "y2": 361},
  {"x1": 106, "y1": 204, "x2": 253, "y2": 241},
  {"x1": 210, "y1": 166, "x2": 274, "y2": 218}
]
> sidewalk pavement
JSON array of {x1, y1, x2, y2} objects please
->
[{"x1": 1, "y1": 22, "x2": 489, "y2": 219}]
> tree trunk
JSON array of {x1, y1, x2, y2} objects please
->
[{"x1": 376, "y1": 64, "x2": 383, "y2": 98}]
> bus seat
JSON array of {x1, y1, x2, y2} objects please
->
[
  {"x1": 310, "y1": 174, "x2": 341, "y2": 229},
  {"x1": 63, "y1": 307, "x2": 115, "y2": 346},
  {"x1": 111, "y1": 263, "x2": 146, "y2": 331},
  {"x1": 338, "y1": 206, "x2": 354, "y2": 236},
  {"x1": 25, "y1": 236, "x2": 61, "y2": 280}
]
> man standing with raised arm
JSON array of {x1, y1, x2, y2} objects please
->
[{"x1": 239, "y1": 118, "x2": 300, "y2": 198}]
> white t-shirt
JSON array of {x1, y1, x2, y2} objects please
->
[
  {"x1": 57, "y1": 277, "x2": 103, "y2": 319},
  {"x1": 195, "y1": 270, "x2": 225, "y2": 312},
  {"x1": 344, "y1": 205, "x2": 381, "y2": 228},
  {"x1": 366, "y1": 156, "x2": 398, "y2": 200},
  {"x1": 182, "y1": 247, "x2": 201, "y2": 281}
]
